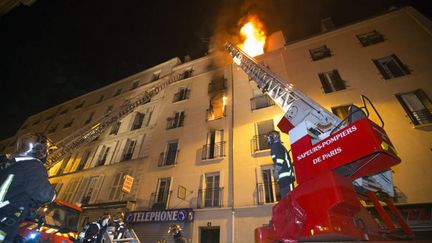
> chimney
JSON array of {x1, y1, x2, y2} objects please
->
[{"x1": 320, "y1": 17, "x2": 335, "y2": 32}]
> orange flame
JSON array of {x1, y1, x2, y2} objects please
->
[{"x1": 239, "y1": 16, "x2": 266, "y2": 57}]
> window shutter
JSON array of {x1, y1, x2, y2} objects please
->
[
  {"x1": 90, "y1": 175, "x2": 105, "y2": 204},
  {"x1": 331, "y1": 70, "x2": 346, "y2": 91},
  {"x1": 74, "y1": 177, "x2": 90, "y2": 204},
  {"x1": 372, "y1": 59, "x2": 390, "y2": 80},
  {"x1": 391, "y1": 54, "x2": 410, "y2": 75},
  {"x1": 318, "y1": 73, "x2": 332, "y2": 93}
]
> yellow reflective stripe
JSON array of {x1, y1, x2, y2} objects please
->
[{"x1": 0, "y1": 174, "x2": 14, "y2": 202}]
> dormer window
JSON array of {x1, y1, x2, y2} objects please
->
[{"x1": 357, "y1": 30, "x2": 384, "y2": 47}]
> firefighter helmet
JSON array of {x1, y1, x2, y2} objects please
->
[
  {"x1": 267, "y1": 130, "x2": 281, "y2": 144},
  {"x1": 113, "y1": 212, "x2": 124, "y2": 223},
  {"x1": 12, "y1": 133, "x2": 51, "y2": 163}
]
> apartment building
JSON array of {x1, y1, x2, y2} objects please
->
[{"x1": 1, "y1": 6, "x2": 431, "y2": 243}]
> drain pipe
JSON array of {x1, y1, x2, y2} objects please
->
[{"x1": 229, "y1": 63, "x2": 235, "y2": 243}]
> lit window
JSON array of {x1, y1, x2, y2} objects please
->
[
  {"x1": 373, "y1": 54, "x2": 410, "y2": 80},
  {"x1": 357, "y1": 30, "x2": 384, "y2": 47},
  {"x1": 318, "y1": 70, "x2": 346, "y2": 94},
  {"x1": 396, "y1": 89, "x2": 432, "y2": 126},
  {"x1": 309, "y1": 45, "x2": 331, "y2": 61},
  {"x1": 198, "y1": 173, "x2": 222, "y2": 208}
]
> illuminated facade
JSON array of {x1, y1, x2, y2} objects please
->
[{"x1": 1, "y1": 6, "x2": 431, "y2": 243}]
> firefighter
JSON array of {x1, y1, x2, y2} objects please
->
[
  {"x1": 111, "y1": 212, "x2": 126, "y2": 239},
  {"x1": 78, "y1": 214, "x2": 111, "y2": 243},
  {"x1": 0, "y1": 133, "x2": 56, "y2": 242},
  {"x1": 168, "y1": 224, "x2": 187, "y2": 243},
  {"x1": 267, "y1": 131, "x2": 295, "y2": 198}
]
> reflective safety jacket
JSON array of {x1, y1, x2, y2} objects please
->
[
  {"x1": 0, "y1": 157, "x2": 56, "y2": 217},
  {"x1": 269, "y1": 142, "x2": 294, "y2": 181}
]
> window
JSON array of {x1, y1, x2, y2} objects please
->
[
  {"x1": 208, "y1": 78, "x2": 226, "y2": 94},
  {"x1": 45, "y1": 114, "x2": 55, "y2": 121},
  {"x1": 151, "y1": 177, "x2": 171, "y2": 210},
  {"x1": 159, "y1": 140, "x2": 178, "y2": 166},
  {"x1": 318, "y1": 70, "x2": 346, "y2": 93},
  {"x1": 166, "y1": 111, "x2": 185, "y2": 129},
  {"x1": 62, "y1": 179, "x2": 80, "y2": 203},
  {"x1": 110, "y1": 121, "x2": 121, "y2": 135},
  {"x1": 63, "y1": 118, "x2": 74, "y2": 128},
  {"x1": 122, "y1": 139, "x2": 137, "y2": 161},
  {"x1": 76, "y1": 150, "x2": 91, "y2": 171},
  {"x1": 57, "y1": 155, "x2": 72, "y2": 175},
  {"x1": 331, "y1": 104, "x2": 351, "y2": 120},
  {"x1": 59, "y1": 108, "x2": 69, "y2": 115},
  {"x1": 106, "y1": 106, "x2": 113, "y2": 114},
  {"x1": 207, "y1": 93, "x2": 226, "y2": 121},
  {"x1": 96, "y1": 146, "x2": 110, "y2": 167},
  {"x1": 48, "y1": 123, "x2": 59, "y2": 134},
  {"x1": 258, "y1": 167, "x2": 281, "y2": 204},
  {"x1": 180, "y1": 68, "x2": 193, "y2": 79},
  {"x1": 109, "y1": 171, "x2": 128, "y2": 201},
  {"x1": 309, "y1": 45, "x2": 331, "y2": 61},
  {"x1": 114, "y1": 88, "x2": 122, "y2": 96},
  {"x1": 84, "y1": 112, "x2": 95, "y2": 125},
  {"x1": 131, "y1": 81, "x2": 140, "y2": 90},
  {"x1": 251, "y1": 94, "x2": 275, "y2": 110},
  {"x1": 373, "y1": 54, "x2": 410, "y2": 80},
  {"x1": 396, "y1": 89, "x2": 432, "y2": 126},
  {"x1": 152, "y1": 72, "x2": 160, "y2": 81},
  {"x1": 252, "y1": 120, "x2": 274, "y2": 152},
  {"x1": 199, "y1": 173, "x2": 222, "y2": 208},
  {"x1": 97, "y1": 95, "x2": 104, "y2": 103},
  {"x1": 202, "y1": 130, "x2": 225, "y2": 160},
  {"x1": 80, "y1": 176, "x2": 99, "y2": 204},
  {"x1": 131, "y1": 112, "x2": 145, "y2": 130},
  {"x1": 173, "y1": 88, "x2": 190, "y2": 102},
  {"x1": 75, "y1": 101, "x2": 85, "y2": 109},
  {"x1": 21, "y1": 124, "x2": 28, "y2": 130},
  {"x1": 357, "y1": 30, "x2": 384, "y2": 47},
  {"x1": 32, "y1": 120, "x2": 41, "y2": 126}
]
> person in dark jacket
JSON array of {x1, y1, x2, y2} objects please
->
[
  {"x1": 0, "y1": 133, "x2": 56, "y2": 242},
  {"x1": 267, "y1": 131, "x2": 295, "y2": 198}
]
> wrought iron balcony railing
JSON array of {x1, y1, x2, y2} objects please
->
[
  {"x1": 202, "y1": 141, "x2": 226, "y2": 160},
  {"x1": 158, "y1": 150, "x2": 179, "y2": 167},
  {"x1": 250, "y1": 95, "x2": 275, "y2": 110},
  {"x1": 251, "y1": 134, "x2": 270, "y2": 153},
  {"x1": 256, "y1": 182, "x2": 281, "y2": 205},
  {"x1": 149, "y1": 191, "x2": 172, "y2": 210},
  {"x1": 197, "y1": 187, "x2": 223, "y2": 208}
]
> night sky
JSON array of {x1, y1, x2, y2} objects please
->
[{"x1": 1, "y1": 0, "x2": 431, "y2": 140}]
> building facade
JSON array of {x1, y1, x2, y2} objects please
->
[{"x1": 1, "y1": 6, "x2": 431, "y2": 243}]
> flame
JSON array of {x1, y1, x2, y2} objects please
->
[{"x1": 239, "y1": 16, "x2": 266, "y2": 57}]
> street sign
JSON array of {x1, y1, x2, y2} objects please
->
[{"x1": 122, "y1": 175, "x2": 134, "y2": 193}]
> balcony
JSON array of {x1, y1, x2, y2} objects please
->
[
  {"x1": 197, "y1": 187, "x2": 224, "y2": 208},
  {"x1": 256, "y1": 182, "x2": 281, "y2": 205},
  {"x1": 158, "y1": 151, "x2": 179, "y2": 167},
  {"x1": 250, "y1": 95, "x2": 275, "y2": 110},
  {"x1": 251, "y1": 134, "x2": 270, "y2": 153},
  {"x1": 202, "y1": 141, "x2": 226, "y2": 160},
  {"x1": 149, "y1": 191, "x2": 172, "y2": 210}
]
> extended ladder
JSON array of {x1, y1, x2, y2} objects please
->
[
  {"x1": 225, "y1": 42, "x2": 343, "y2": 139},
  {"x1": 46, "y1": 71, "x2": 188, "y2": 168}
]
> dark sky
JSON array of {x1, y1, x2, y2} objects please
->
[{"x1": 0, "y1": 0, "x2": 431, "y2": 140}]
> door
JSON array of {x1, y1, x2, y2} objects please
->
[{"x1": 200, "y1": 227, "x2": 220, "y2": 243}]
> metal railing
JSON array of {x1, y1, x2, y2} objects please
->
[
  {"x1": 158, "y1": 150, "x2": 179, "y2": 167},
  {"x1": 250, "y1": 95, "x2": 275, "y2": 110},
  {"x1": 411, "y1": 109, "x2": 432, "y2": 125},
  {"x1": 251, "y1": 134, "x2": 270, "y2": 153},
  {"x1": 202, "y1": 141, "x2": 225, "y2": 160},
  {"x1": 197, "y1": 187, "x2": 224, "y2": 208},
  {"x1": 149, "y1": 191, "x2": 172, "y2": 210},
  {"x1": 256, "y1": 182, "x2": 281, "y2": 205}
]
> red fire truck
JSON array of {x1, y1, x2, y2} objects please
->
[{"x1": 18, "y1": 200, "x2": 82, "y2": 242}]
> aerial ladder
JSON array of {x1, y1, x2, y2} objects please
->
[
  {"x1": 46, "y1": 70, "x2": 189, "y2": 169},
  {"x1": 225, "y1": 42, "x2": 415, "y2": 242}
]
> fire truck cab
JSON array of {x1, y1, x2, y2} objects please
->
[{"x1": 18, "y1": 200, "x2": 82, "y2": 242}]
